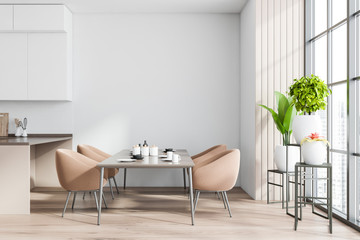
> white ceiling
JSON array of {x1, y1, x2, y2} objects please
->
[{"x1": 0, "y1": 0, "x2": 248, "y2": 13}]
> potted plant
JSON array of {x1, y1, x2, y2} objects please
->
[
  {"x1": 289, "y1": 75, "x2": 332, "y2": 144},
  {"x1": 259, "y1": 91, "x2": 299, "y2": 172},
  {"x1": 300, "y1": 133, "x2": 329, "y2": 165}
]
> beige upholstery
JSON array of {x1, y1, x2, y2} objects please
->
[
  {"x1": 192, "y1": 144, "x2": 227, "y2": 161},
  {"x1": 56, "y1": 149, "x2": 107, "y2": 191},
  {"x1": 191, "y1": 145, "x2": 227, "y2": 172},
  {"x1": 77, "y1": 144, "x2": 119, "y2": 178},
  {"x1": 193, "y1": 149, "x2": 240, "y2": 191}
]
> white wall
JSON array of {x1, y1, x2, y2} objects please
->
[
  {"x1": 0, "y1": 13, "x2": 240, "y2": 187},
  {"x1": 72, "y1": 13, "x2": 240, "y2": 186},
  {"x1": 239, "y1": 0, "x2": 256, "y2": 199}
]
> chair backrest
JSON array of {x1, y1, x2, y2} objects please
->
[
  {"x1": 77, "y1": 144, "x2": 111, "y2": 162},
  {"x1": 56, "y1": 149, "x2": 107, "y2": 191},
  {"x1": 192, "y1": 144, "x2": 227, "y2": 168},
  {"x1": 193, "y1": 149, "x2": 240, "y2": 192}
]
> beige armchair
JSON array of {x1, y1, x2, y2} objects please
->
[
  {"x1": 55, "y1": 149, "x2": 108, "y2": 217},
  {"x1": 192, "y1": 149, "x2": 240, "y2": 217},
  {"x1": 77, "y1": 144, "x2": 122, "y2": 200},
  {"x1": 184, "y1": 145, "x2": 227, "y2": 191}
]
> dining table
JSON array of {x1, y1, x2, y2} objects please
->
[{"x1": 96, "y1": 149, "x2": 195, "y2": 225}]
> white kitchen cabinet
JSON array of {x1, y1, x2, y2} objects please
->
[
  {"x1": 0, "y1": 34, "x2": 28, "y2": 100},
  {"x1": 14, "y1": 5, "x2": 71, "y2": 32},
  {"x1": 0, "y1": 5, "x2": 13, "y2": 31},
  {"x1": 27, "y1": 33, "x2": 71, "y2": 100}
]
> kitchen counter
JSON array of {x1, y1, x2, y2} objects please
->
[
  {"x1": 0, "y1": 134, "x2": 72, "y2": 145},
  {"x1": 0, "y1": 133, "x2": 72, "y2": 214}
]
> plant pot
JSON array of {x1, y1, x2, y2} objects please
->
[
  {"x1": 274, "y1": 145, "x2": 300, "y2": 172},
  {"x1": 292, "y1": 115, "x2": 322, "y2": 144},
  {"x1": 301, "y1": 141, "x2": 327, "y2": 165}
]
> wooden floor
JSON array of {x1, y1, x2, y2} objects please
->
[{"x1": 0, "y1": 187, "x2": 358, "y2": 239}]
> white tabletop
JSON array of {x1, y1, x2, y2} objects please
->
[{"x1": 97, "y1": 149, "x2": 195, "y2": 168}]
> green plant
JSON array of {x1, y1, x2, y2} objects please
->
[
  {"x1": 288, "y1": 75, "x2": 332, "y2": 114},
  {"x1": 259, "y1": 92, "x2": 296, "y2": 145}
]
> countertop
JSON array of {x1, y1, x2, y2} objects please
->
[{"x1": 0, "y1": 134, "x2": 72, "y2": 146}]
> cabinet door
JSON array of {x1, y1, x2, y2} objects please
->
[
  {"x1": 14, "y1": 5, "x2": 69, "y2": 32},
  {"x1": 0, "y1": 5, "x2": 13, "y2": 31},
  {"x1": 0, "y1": 34, "x2": 27, "y2": 100},
  {"x1": 28, "y1": 33, "x2": 70, "y2": 100}
]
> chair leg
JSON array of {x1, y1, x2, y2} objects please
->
[
  {"x1": 183, "y1": 168, "x2": 186, "y2": 189},
  {"x1": 102, "y1": 192, "x2": 108, "y2": 209},
  {"x1": 83, "y1": 192, "x2": 86, "y2": 200},
  {"x1": 123, "y1": 168, "x2": 127, "y2": 189},
  {"x1": 223, "y1": 191, "x2": 232, "y2": 218},
  {"x1": 71, "y1": 192, "x2": 77, "y2": 210},
  {"x1": 194, "y1": 190, "x2": 200, "y2": 212},
  {"x1": 112, "y1": 176, "x2": 120, "y2": 194},
  {"x1": 216, "y1": 191, "x2": 221, "y2": 200},
  {"x1": 94, "y1": 191, "x2": 99, "y2": 210},
  {"x1": 62, "y1": 191, "x2": 72, "y2": 217},
  {"x1": 108, "y1": 178, "x2": 115, "y2": 200},
  {"x1": 220, "y1": 192, "x2": 227, "y2": 209}
]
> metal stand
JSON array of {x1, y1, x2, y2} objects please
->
[{"x1": 294, "y1": 162, "x2": 332, "y2": 233}]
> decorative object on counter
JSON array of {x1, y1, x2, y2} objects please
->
[
  {"x1": 0, "y1": 113, "x2": 9, "y2": 137},
  {"x1": 289, "y1": 75, "x2": 332, "y2": 144},
  {"x1": 300, "y1": 132, "x2": 329, "y2": 165},
  {"x1": 259, "y1": 91, "x2": 298, "y2": 172},
  {"x1": 150, "y1": 145, "x2": 158, "y2": 156},
  {"x1": 21, "y1": 117, "x2": 28, "y2": 137},
  {"x1": 132, "y1": 144, "x2": 141, "y2": 155},
  {"x1": 141, "y1": 140, "x2": 149, "y2": 156},
  {"x1": 14, "y1": 118, "x2": 23, "y2": 137}
]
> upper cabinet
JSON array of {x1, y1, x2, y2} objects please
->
[
  {"x1": 14, "y1": 5, "x2": 71, "y2": 32},
  {"x1": 0, "y1": 5, "x2": 13, "y2": 31},
  {"x1": 0, "y1": 5, "x2": 72, "y2": 101}
]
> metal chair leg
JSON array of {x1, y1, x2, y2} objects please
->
[
  {"x1": 83, "y1": 192, "x2": 86, "y2": 200},
  {"x1": 223, "y1": 191, "x2": 232, "y2": 218},
  {"x1": 102, "y1": 193, "x2": 108, "y2": 209},
  {"x1": 71, "y1": 192, "x2": 77, "y2": 210},
  {"x1": 216, "y1": 191, "x2": 221, "y2": 200},
  {"x1": 220, "y1": 192, "x2": 227, "y2": 209},
  {"x1": 62, "y1": 191, "x2": 72, "y2": 217},
  {"x1": 183, "y1": 168, "x2": 186, "y2": 189},
  {"x1": 194, "y1": 190, "x2": 200, "y2": 212},
  {"x1": 112, "y1": 176, "x2": 120, "y2": 194},
  {"x1": 123, "y1": 168, "x2": 127, "y2": 189},
  {"x1": 108, "y1": 178, "x2": 115, "y2": 200},
  {"x1": 94, "y1": 191, "x2": 99, "y2": 210}
]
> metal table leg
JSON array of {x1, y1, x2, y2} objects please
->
[
  {"x1": 97, "y1": 167, "x2": 104, "y2": 225},
  {"x1": 183, "y1": 168, "x2": 187, "y2": 189},
  {"x1": 188, "y1": 167, "x2": 194, "y2": 225}
]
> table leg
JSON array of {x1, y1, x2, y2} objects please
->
[
  {"x1": 97, "y1": 167, "x2": 104, "y2": 225},
  {"x1": 188, "y1": 167, "x2": 194, "y2": 225},
  {"x1": 294, "y1": 166, "x2": 298, "y2": 231}
]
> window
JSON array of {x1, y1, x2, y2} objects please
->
[{"x1": 306, "y1": 0, "x2": 360, "y2": 228}]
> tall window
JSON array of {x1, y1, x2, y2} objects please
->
[{"x1": 306, "y1": 0, "x2": 360, "y2": 227}]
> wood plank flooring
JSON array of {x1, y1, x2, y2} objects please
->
[{"x1": 0, "y1": 187, "x2": 358, "y2": 239}]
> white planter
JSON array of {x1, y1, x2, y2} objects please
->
[
  {"x1": 292, "y1": 115, "x2": 322, "y2": 144},
  {"x1": 301, "y1": 141, "x2": 327, "y2": 165},
  {"x1": 274, "y1": 145, "x2": 300, "y2": 172}
]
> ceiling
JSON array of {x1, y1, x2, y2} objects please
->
[{"x1": 0, "y1": 0, "x2": 248, "y2": 13}]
